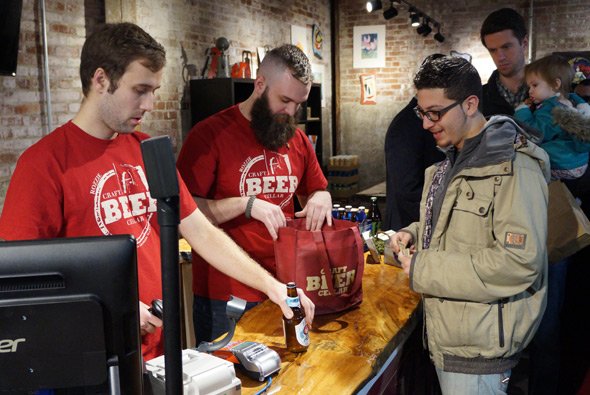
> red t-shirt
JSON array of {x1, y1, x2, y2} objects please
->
[
  {"x1": 177, "y1": 104, "x2": 327, "y2": 301},
  {"x1": 0, "y1": 121, "x2": 197, "y2": 361}
]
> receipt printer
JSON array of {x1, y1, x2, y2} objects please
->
[{"x1": 145, "y1": 349, "x2": 241, "y2": 394}]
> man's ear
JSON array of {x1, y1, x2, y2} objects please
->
[
  {"x1": 92, "y1": 68, "x2": 110, "y2": 94},
  {"x1": 465, "y1": 95, "x2": 480, "y2": 115},
  {"x1": 254, "y1": 74, "x2": 267, "y2": 96},
  {"x1": 521, "y1": 35, "x2": 529, "y2": 51}
]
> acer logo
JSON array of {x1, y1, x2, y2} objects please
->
[{"x1": 0, "y1": 338, "x2": 26, "y2": 353}]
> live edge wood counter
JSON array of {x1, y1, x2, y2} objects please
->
[{"x1": 234, "y1": 261, "x2": 421, "y2": 394}]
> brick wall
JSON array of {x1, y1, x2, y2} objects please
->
[
  {"x1": 0, "y1": 0, "x2": 331, "y2": 213},
  {"x1": 1, "y1": 0, "x2": 589, "y2": 212},
  {"x1": 338, "y1": 0, "x2": 590, "y2": 190}
]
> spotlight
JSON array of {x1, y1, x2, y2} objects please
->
[
  {"x1": 366, "y1": 0, "x2": 382, "y2": 13},
  {"x1": 434, "y1": 24, "x2": 445, "y2": 43},
  {"x1": 383, "y1": 5, "x2": 398, "y2": 20},
  {"x1": 409, "y1": 8, "x2": 420, "y2": 27},
  {"x1": 416, "y1": 18, "x2": 432, "y2": 36}
]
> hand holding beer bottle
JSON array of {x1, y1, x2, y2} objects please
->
[{"x1": 283, "y1": 282, "x2": 310, "y2": 353}]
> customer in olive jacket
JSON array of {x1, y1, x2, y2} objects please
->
[{"x1": 391, "y1": 56, "x2": 549, "y2": 395}]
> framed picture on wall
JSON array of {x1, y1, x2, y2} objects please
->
[
  {"x1": 291, "y1": 25, "x2": 310, "y2": 59},
  {"x1": 553, "y1": 51, "x2": 590, "y2": 83},
  {"x1": 360, "y1": 74, "x2": 377, "y2": 105},
  {"x1": 353, "y1": 25, "x2": 386, "y2": 69}
]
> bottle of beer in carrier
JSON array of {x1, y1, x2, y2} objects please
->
[
  {"x1": 370, "y1": 196, "x2": 382, "y2": 236},
  {"x1": 332, "y1": 204, "x2": 341, "y2": 219},
  {"x1": 283, "y1": 282, "x2": 309, "y2": 353},
  {"x1": 344, "y1": 205, "x2": 353, "y2": 220}
]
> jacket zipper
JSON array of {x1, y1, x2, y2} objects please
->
[{"x1": 498, "y1": 299, "x2": 507, "y2": 348}]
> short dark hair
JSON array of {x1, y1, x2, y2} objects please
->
[
  {"x1": 260, "y1": 44, "x2": 312, "y2": 84},
  {"x1": 421, "y1": 53, "x2": 445, "y2": 66},
  {"x1": 80, "y1": 23, "x2": 166, "y2": 96},
  {"x1": 413, "y1": 56, "x2": 482, "y2": 101},
  {"x1": 480, "y1": 8, "x2": 527, "y2": 47}
]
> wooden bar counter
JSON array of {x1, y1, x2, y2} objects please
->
[{"x1": 233, "y1": 260, "x2": 421, "y2": 394}]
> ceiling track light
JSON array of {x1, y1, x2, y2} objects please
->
[
  {"x1": 383, "y1": 3, "x2": 398, "y2": 20},
  {"x1": 366, "y1": 0, "x2": 383, "y2": 13},
  {"x1": 369, "y1": 0, "x2": 445, "y2": 41},
  {"x1": 409, "y1": 8, "x2": 420, "y2": 27},
  {"x1": 434, "y1": 23, "x2": 445, "y2": 43},
  {"x1": 416, "y1": 17, "x2": 432, "y2": 36}
]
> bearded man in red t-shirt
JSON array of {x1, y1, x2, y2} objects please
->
[{"x1": 178, "y1": 44, "x2": 332, "y2": 344}]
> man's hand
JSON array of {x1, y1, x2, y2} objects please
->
[
  {"x1": 250, "y1": 198, "x2": 287, "y2": 240},
  {"x1": 295, "y1": 190, "x2": 332, "y2": 231},
  {"x1": 390, "y1": 231, "x2": 415, "y2": 276},
  {"x1": 139, "y1": 301, "x2": 163, "y2": 336},
  {"x1": 397, "y1": 251, "x2": 413, "y2": 275},
  {"x1": 390, "y1": 230, "x2": 414, "y2": 254},
  {"x1": 266, "y1": 280, "x2": 315, "y2": 327}
]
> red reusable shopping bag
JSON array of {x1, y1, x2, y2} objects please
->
[{"x1": 274, "y1": 219, "x2": 365, "y2": 315}]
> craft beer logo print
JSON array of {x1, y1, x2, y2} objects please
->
[
  {"x1": 238, "y1": 150, "x2": 298, "y2": 207},
  {"x1": 90, "y1": 163, "x2": 157, "y2": 246},
  {"x1": 306, "y1": 266, "x2": 356, "y2": 296}
]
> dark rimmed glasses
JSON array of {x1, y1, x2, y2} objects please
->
[{"x1": 413, "y1": 99, "x2": 464, "y2": 122}]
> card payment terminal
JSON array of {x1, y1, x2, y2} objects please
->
[{"x1": 229, "y1": 341, "x2": 281, "y2": 382}]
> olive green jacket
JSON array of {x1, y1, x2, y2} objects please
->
[{"x1": 403, "y1": 116, "x2": 550, "y2": 374}]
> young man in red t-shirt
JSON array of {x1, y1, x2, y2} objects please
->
[
  {"x1": 177, "y1": 44, "x2": 332, "y2": 343},
  {"x1": 0, "y1": 23, "x2": 314, "y2": 362}
]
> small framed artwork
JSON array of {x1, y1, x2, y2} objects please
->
[
  {"x1": 553, "y1": 51, "x2": 590, "y2": 83},
  {"x1": 312, "y1": 24, "x2": 323, "y2": 59},
  {"x1": 360, "y1": 74, "x2": 377, "y2": 105},
  {"x1": 353, "y1": 25, "x2": 386, "y2": 69},
  {"x1": 291, "y1": 25, "x2": 309, "y2": 58}
]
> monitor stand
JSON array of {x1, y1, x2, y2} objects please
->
[{"x1": 108, "y1": 356, "x2": 121, "y2": 395}]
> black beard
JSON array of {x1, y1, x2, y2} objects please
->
[{"x1": 250, "y1": 91, "x2": 297, "y2": 151}]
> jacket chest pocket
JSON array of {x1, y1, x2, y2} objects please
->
[{"x1": 446, "y1": 181, "x2": 494, "y2": 249}]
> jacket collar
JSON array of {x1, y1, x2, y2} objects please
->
[{"x1": 448, "y1": 115, "x2": 550, "y2": 182}]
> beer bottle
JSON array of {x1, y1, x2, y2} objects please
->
[
  {"x1": 370, "y1": 196, "x2": 382, "y2": 236},
  {"x1": 332, "y1": 204, "x2": 340, "y2": 219},
  {"x1": 344, "y1": 205, "x2": 352, "y2": 221},
  {"x1": 350, "y1": 207, "x2": 358, "y2": 223},
  {"x1": 283, "y1": 282, "x2": 309, "y2": 353}
]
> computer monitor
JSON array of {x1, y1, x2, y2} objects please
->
[
  {"x1": 0, "y1": 235, "x2": 142, "y2": 394},
  {"x1": 0, "y1": 0, "x2": 23, "y2": 76}
]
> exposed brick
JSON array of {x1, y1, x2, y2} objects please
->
[{"x1": 1, "y1": 0, "x2": 588, "y2": 212}]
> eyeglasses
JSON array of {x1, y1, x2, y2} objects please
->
[{"x1": 413, "y1": 100, "x2": 463, "y2": 122}]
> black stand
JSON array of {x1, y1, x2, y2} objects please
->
[{"x1": 141, "y1": 136, "x2": 182, "y2": 394}]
